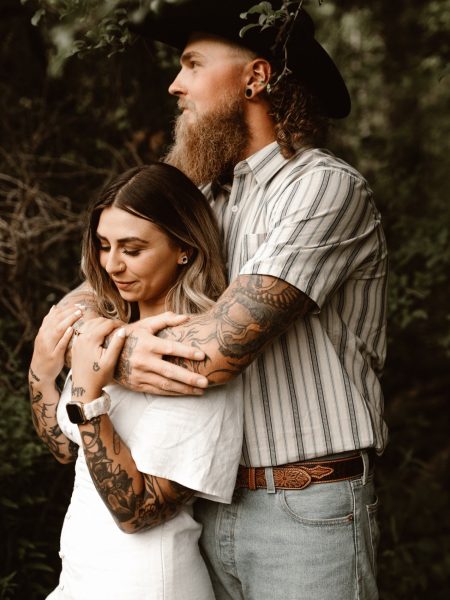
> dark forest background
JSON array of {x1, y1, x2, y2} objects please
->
[{"x1": 0, "y1": 1, "x2": 449, "y2": 598}]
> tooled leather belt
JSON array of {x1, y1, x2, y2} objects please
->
[{"x1": 235, "y1": 451, "x2": 375, "y2": 491}]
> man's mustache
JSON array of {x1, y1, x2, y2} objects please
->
[{"x1": 177, "y1": 100, "x2": 196, "y2": 113}]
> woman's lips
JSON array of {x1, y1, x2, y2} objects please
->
[{"x1": 113, "y1": 280, "x2": 136, "y2": 290}]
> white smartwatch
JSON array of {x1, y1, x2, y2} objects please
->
[{"x1": 66, "y1": 391, "x2": 111, "y2": 425}]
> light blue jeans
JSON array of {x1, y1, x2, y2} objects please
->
[{"x1": 194, "y1": 453, "x2": 379, "y2": 600}]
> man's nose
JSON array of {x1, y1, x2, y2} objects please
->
[{"x1": 168, "y1": 70, "x2": 184, "y2": 96}]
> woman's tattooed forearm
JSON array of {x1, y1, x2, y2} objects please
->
[
  {"x1": 71, "y1": 385, "x2": 86, "y2": 397},
  {"x1": 81, "y1": 418, "x2": 193, "y2": 531},
  {"x1": 29, "y1": 378, "x2": 78, "y2": 462},
  {"x1": 29, "y1": 367, "x2": 40, "y2": 382}
]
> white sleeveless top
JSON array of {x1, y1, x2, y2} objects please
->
[{"x1": 46, "y1": 375, "x2": 243, "y2": 600}]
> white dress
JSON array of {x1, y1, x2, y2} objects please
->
[{"x1": 46, "y1": 375, "x2": 243, "y2": 600}]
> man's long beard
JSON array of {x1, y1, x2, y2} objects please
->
[{"x1": 164, "y1": 96, "x2": 249, "y2": 186}]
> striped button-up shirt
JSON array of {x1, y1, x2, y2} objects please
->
[{"x1": 203, "y1": 142, "x2": 388, "y2": 467}]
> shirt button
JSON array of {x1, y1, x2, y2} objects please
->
[
  {"x1": 231, "y1": 205, "x2": 238, "y2": 213},
  {"x1": 59, "y1": 551, "x2": 65, "y2": 559}
]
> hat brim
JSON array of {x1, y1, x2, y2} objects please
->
[{"x1": 130, "y1": 2, "x2": 351, "y2": 119}]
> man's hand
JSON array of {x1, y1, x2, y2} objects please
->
[
  {"x1": 115, "y1": 312, "x2": 209, "y2": 395},
  {"x1": 114, "y1": 275, "x2": 314, "y2": 395}
]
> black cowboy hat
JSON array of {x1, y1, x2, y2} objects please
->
[{"x1": 131, "y1": 0, "x2": 351, "y2": 119}]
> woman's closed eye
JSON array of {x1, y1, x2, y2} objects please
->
[{"x1": 99, "y1": 246, "x2": 141, "y2": 256}]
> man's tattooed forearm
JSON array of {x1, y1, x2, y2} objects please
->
[
  {"x1": 162, "y1": 275, "x2": 313, "y2": 377},
  {"x1": 114, "y1": 333, "x2": 138, "y2": 385},
  {"x1": 81, "y1": 418, "x2": 193, "y2": 531},
  {"x1": 212, "y1": 275, "x2": 312, "y2": 361}
]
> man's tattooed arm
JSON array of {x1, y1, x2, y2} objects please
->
[
  {"x1": 114, "y1": 333, "x2": 138, "y2": 386},
  {"x1": 79, "y1": 416, "x2": 193, "y2": 533},
  {"x1": 160, "y1": 274, "x2": 315, "y2": 383},
  {"x1": 29, "y1": 367, "x2": 78, "y2": 464}
]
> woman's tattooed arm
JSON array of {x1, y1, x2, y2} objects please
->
[
  {"x1": 79, "y1": 415, "x2": 193, "y2": 533},
  {"x1": 29, "y1": 367, "x2": 78, "y2": 464}
]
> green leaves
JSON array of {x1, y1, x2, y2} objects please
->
[{"x1": 239, "y1": 1, "x2": 304, "y2": 37}]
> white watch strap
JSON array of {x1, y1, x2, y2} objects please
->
[{"x1": 83, "y1": 392, "x2": 111, "y2": 420}]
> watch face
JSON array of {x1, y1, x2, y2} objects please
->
[{"x1": 66, "y1": 402, "x2": 86, "y2": 424}]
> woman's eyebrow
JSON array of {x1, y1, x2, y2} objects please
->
[
  {"x1": 96, "y1": 233, "x2": 148, "y2": 244},
  {"x1": 117, "y1": 236, "x2": 148, "y2": 244}
]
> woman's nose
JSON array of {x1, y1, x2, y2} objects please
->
[{"x1": 105, "y1": 251, "x2": 125, "y2": 274}]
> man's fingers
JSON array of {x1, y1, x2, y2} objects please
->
[
  {"x1": 141, "y1": 357, "x2": 209, "y2": 389},
  {"x1": 148, "y1": 337, "x2": 205, "y2": 361},
  {"x1": 140, "y1": 311, "x2": 190, "y2": 334},
  {"x1": 132, "y1": 374, "x2": 206, "y2": 396}
]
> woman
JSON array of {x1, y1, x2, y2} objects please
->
[{"x1": 29, "y1": 163, "x2": 243, "y2": 600}]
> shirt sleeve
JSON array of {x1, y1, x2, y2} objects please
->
[
  {"x1": 239, "y1": 168, "x2": 384, "y2": 310},
  {"x1": 127, "y1": 378, "x2": 243, "y2": 504}
]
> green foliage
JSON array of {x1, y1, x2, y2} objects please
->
[
  {"x1": 239, "y1": 1, "x2": 304, "y2": 37},
  {"x1": 0, "y1": 348, "x2": 74, "y2": 599}
]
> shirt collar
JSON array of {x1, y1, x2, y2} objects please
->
[
  {"x1": 233, "y1": 141, "x2": 291, "y2": 188},
  {"x1": 209, "y1": 142, "x2": 309, "y2": 198}
]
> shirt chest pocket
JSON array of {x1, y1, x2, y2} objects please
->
[{"x1": 241, "y1": 232, "x2": 268, "y2": 264}]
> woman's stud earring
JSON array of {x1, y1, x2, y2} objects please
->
[{"x1": 180, "y1": 255, "x2": 188, "y2": 265}]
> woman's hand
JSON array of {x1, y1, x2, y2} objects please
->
[
  {"x1": 30, "y1": 305, "x2": 83, "y2": 381},
  {"x1": 71, "y1": 317, "x2": 127, "y2": 401}
]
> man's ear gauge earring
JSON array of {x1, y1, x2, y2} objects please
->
[{"x1": 245, "y1": 87, "x2": 253, "y2": 98}]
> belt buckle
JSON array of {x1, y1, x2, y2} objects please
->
[
  {"x1": 278, "y1": 464, "x2": 334, "y2": 490},
  {"x1": 280, "y1": 466, "x2": 312, "y2": 490}
]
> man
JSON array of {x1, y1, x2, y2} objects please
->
[{"x1": 66, "y1": 1, "x2": 388, "y2": 598}]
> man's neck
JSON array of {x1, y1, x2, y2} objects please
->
[{"x1": 243, "y1": 103, "x2": 277, "y2": 159}]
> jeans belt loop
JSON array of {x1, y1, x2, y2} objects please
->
[
  {"x1": 361, "y1": 450, "x2": 369, "y2": 485},
  {"x1": 265, "y1": 467, "x2": 276, "y2": 494}
]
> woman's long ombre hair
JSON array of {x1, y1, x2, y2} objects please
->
[{"x1": 82, "y1": 163, "x2": 226, "y2": 321}]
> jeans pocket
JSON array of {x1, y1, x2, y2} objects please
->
[
  {"x1": 366, "y1": 496, "x2": 380, "y2": 573},
  {"x1": 279, "y1": 483, "x2": 355, "y2": 526}
]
